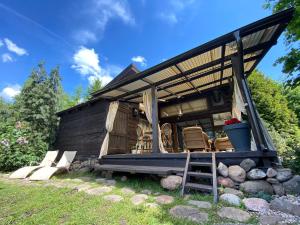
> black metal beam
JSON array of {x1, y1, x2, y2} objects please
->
[
  {"x1": 232, "y1": 31, "x2": 266, "y2": 151},
  {"x1": 93, "y1": 8, "x2": 293, "y2": 97},
  {"x1": 175, "y1": 64, "x2": 201, "y2": 94},
  {"x1": 161, "y1": 77, "x2": 232, "y2": 101},
  {"x1": 120, "y1": 53, "x2": 261, "y2": 102},
  {"x1": 245, "y1": 23, "x2": 288, "y2": 77}
]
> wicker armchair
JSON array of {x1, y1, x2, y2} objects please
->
[
  {"x1": 183, "y1": 127, "x2": 211, "y2": 152},
  {"x1": 214, "y1": 137, "x2": 233, "y2": 151}
]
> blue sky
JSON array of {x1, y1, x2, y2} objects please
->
[{"x1": 0, "y1": 0, "x2": 289, "y2": 101}]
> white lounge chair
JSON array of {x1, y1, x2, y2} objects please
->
[
  {"x1": 29, "y1": 151, "x2": 77, "y2": 181},
  {"x1": 9, "y1": 151, "x2": 59, "y2": 179}
]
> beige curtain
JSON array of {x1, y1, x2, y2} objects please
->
[
  {"x1": 99, "y1": 101, "x2": 119, "y2": 158},
  {"x1": 232, "y1": 75, "x2": 246, "y2": 120},
  {"x1": 142, "y1": 89, "x2": 167, "y2": 153}
]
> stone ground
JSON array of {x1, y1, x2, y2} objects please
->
[{"x1": 1, "y1": 172, "x2": 299, "y2": 224}]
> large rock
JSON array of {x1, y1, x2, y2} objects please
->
[
  {"x1": 240, "y1": 180, "x2": 273, "y2": 194},
  {"x1": 217, "y1": 176, "x2": 235, "y2": 188},
  {"x1": 276, "y1": 168, "x2": 293, "y2": 182},
  {"x1": 240, "y1": 159, "x2": 256, "y2": 172},
  {"x1": 220, "y1": 193, "x2": 241, "y2": 206},
  {"x1": 187, "y1": 200, "x2": 212, "y2": 209},
  {"x1": 131, "y1": 194, "x2": 148, "y2": 205},
  {"x1": 104, "y1": 179, "x2": 116, "y2": 186},
  {"x1": 217, "y1": 207, "x2": 251, "y2": 222},
  {"x1": 120, "y1": 176, "x2": 127, "y2": 182},
  {"x1": 270, "y1": 197, "x2": 300, "y2": 216},
  {"x1": 169, "y1": 205, "x2": 208, "y2": 223},
  {"x1": 272, "y1": 183, "x2": 285, "y2": 196},
  {"x1": 266, "y1": 178, "x2": 279, "y2": 184},
  {"x1": 223, "y1": 187, "x2": 244, "y2": 197},
  {"x1": 103, "y1": 195, "x2": 123, "y2": 202},
  {"x1": 247, "y1": 168, "x2": 266, "y2": 180},
  {"x1": 283, "y1": 175, "x2": 300, "y2": 195},
  {"x1": 266, "y1": 168, "x2": 277, "y2": 178},
  {"x1": 84, "y1": 186, "x2": 112, "y2": 195},
  {"x1": 242, "y1": 198, "x2": 269, "y2": 213},
  {"x1": 160, "y1": 175, "x2": 182, "y2": 190},
  {"x1": 228, "y1": 165, "x2": 246, "y2": 183},
  {"x1": 217, "y1": 162, "x2": 228, "y2": 177},
  {"x1": 259, "y1": 215, "x2": 283, "y2": 225},
  {"x1": 155, "y1": 195, "x2": 174, "y2": 204},
  {"x1": 121, "y1": 187, "x2": 135, "y2": 195}
]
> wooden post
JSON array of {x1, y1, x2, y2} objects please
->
[{"x1": 151, "y1": 86, "x2": 160, "y2": 153}]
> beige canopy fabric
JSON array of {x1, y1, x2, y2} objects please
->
[
  {"x1": 232, "y1": 75, "x2": 246, "y2": 120},
  {"x1": 142, "y1": 89, "x2": 167, "y2": 153},
  {"x1": 99, "y1": 101, "x2": 119, "y2": 158}
]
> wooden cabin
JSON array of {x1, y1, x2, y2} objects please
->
[{"x1": 55, "y1": 9, "x2": 294, "y2": 177}]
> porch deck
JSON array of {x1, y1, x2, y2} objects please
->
[{"x1": 98, "y1": 151, "x2": 278, "y2": 175}]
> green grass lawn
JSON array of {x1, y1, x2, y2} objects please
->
[{"x1": 0, "y1": 173, "x2": 258, "y2": 225}]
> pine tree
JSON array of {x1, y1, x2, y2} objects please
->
[
  {"x1": 17, "y1": 63, "x2": 62, "y2": 146},
  {"x1": 87, "y1": 77, "x2": 103, "y2": 99}
]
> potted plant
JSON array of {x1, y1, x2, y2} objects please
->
[{"x1": 223, "y1": 118, "x2": 251, "y2": 151}]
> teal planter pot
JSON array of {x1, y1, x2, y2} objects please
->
[{"x1": 223, "y1": 122, "x2": 251, "y2": 151}]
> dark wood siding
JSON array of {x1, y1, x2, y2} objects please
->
[
  {"x1": 54, "y1": 100, "x2": 109, "y2": 160},
  {"x1": 55, "y1": 100, "x2": 138, "y2": 160},
  {"x1": 108, "y1": 102, "x2": 139, "y2": 155}
]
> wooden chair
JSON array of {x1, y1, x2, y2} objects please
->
[
  {"x1": 141, "y1": 132, "x2": 152, "y2": 154},
  {"x1": 214, "y1": 137, "x2": 233, "y2": 151},
  {"x1": 161, "y1": 123, "x2": 173, "y2": 152},
  {"x1": 183, "y1": 127, "x2": 211, "y2": 152}
]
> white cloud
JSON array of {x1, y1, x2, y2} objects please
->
[
  {"x1": 88, "y1": 74, "x2": 113, "y2": 86},
  {"x1": 73, "y1": 30, "x2": 97, "y2": 44},
  {"x1": 71, "y1": 46, "x2": 101, "y2": 76},
  {"x1": 131, "y1": 56, "x2": 147, "y2": 67},
  {"x1": 158, "y1": 0, "x2": 195, "y2": 24},
  {"x1": 73, "y1": 0, "x2": 135, "y2": 44},
  {"x1": 4, "y1": 38, "x2": 28, "y2": 56},
  {"x1": 158, "y1": 13, "x2": 178, "y2": 24},
  {"x1": 0, "y1": 84, "x2": 21, "y2": 101},
  {"x1": 2, "y1": 53, "x2": 14, "y2": 63},
  {"x1": 71, "y1": 46, "x2": 122, "y2": 86}
]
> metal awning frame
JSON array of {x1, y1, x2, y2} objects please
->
[{"x1": 92, "y1": 8, "x2": 294, "y2": 103}]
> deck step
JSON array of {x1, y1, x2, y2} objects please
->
[
  {"x1": 189, "y1": 162, "x2": 212, "y2": 167},
  {"x1": 185, "y1": 182, "x2": 213, "y2": 191},
  {"x1": 187, "y1": 171, "x2": 212, "y2": 178}
]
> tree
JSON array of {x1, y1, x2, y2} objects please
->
[
  {"x1": 17, "y1": 63, "x2": 62, "y2": 145},
  {"x1": 284, "y1": 85, "x2": 300, "y2": 126},
  {"x1": 59, "y1": 85, "x2": 85, "y2": 110},
  {"x1": 248, "y1": 70, "x2": 300, "y2": 172},
  {"x1": 0, "y1": 63, "x2": 62, "y2": 171},
  {"x1": 264, "y1": 0, "x2": 300, "y2": 86},
  {"x1": 87, "y1": 77, "x2": 103, "y2": 99}
]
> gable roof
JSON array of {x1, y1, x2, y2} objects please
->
[{"x1": 92, "y1": 64, "x2": 140, "y2": 97}]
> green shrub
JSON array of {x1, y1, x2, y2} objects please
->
[{"x1": 0, "y1": 121, "x2": 47, "y2": 171}]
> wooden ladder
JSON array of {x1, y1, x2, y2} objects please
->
[{"x1": 181, "y1": 151, "x2": 218, "y2": 203}]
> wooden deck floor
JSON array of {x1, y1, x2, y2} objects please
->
[{"x1": 98, "y1": 151, "x2": 278, "y2": 175}]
